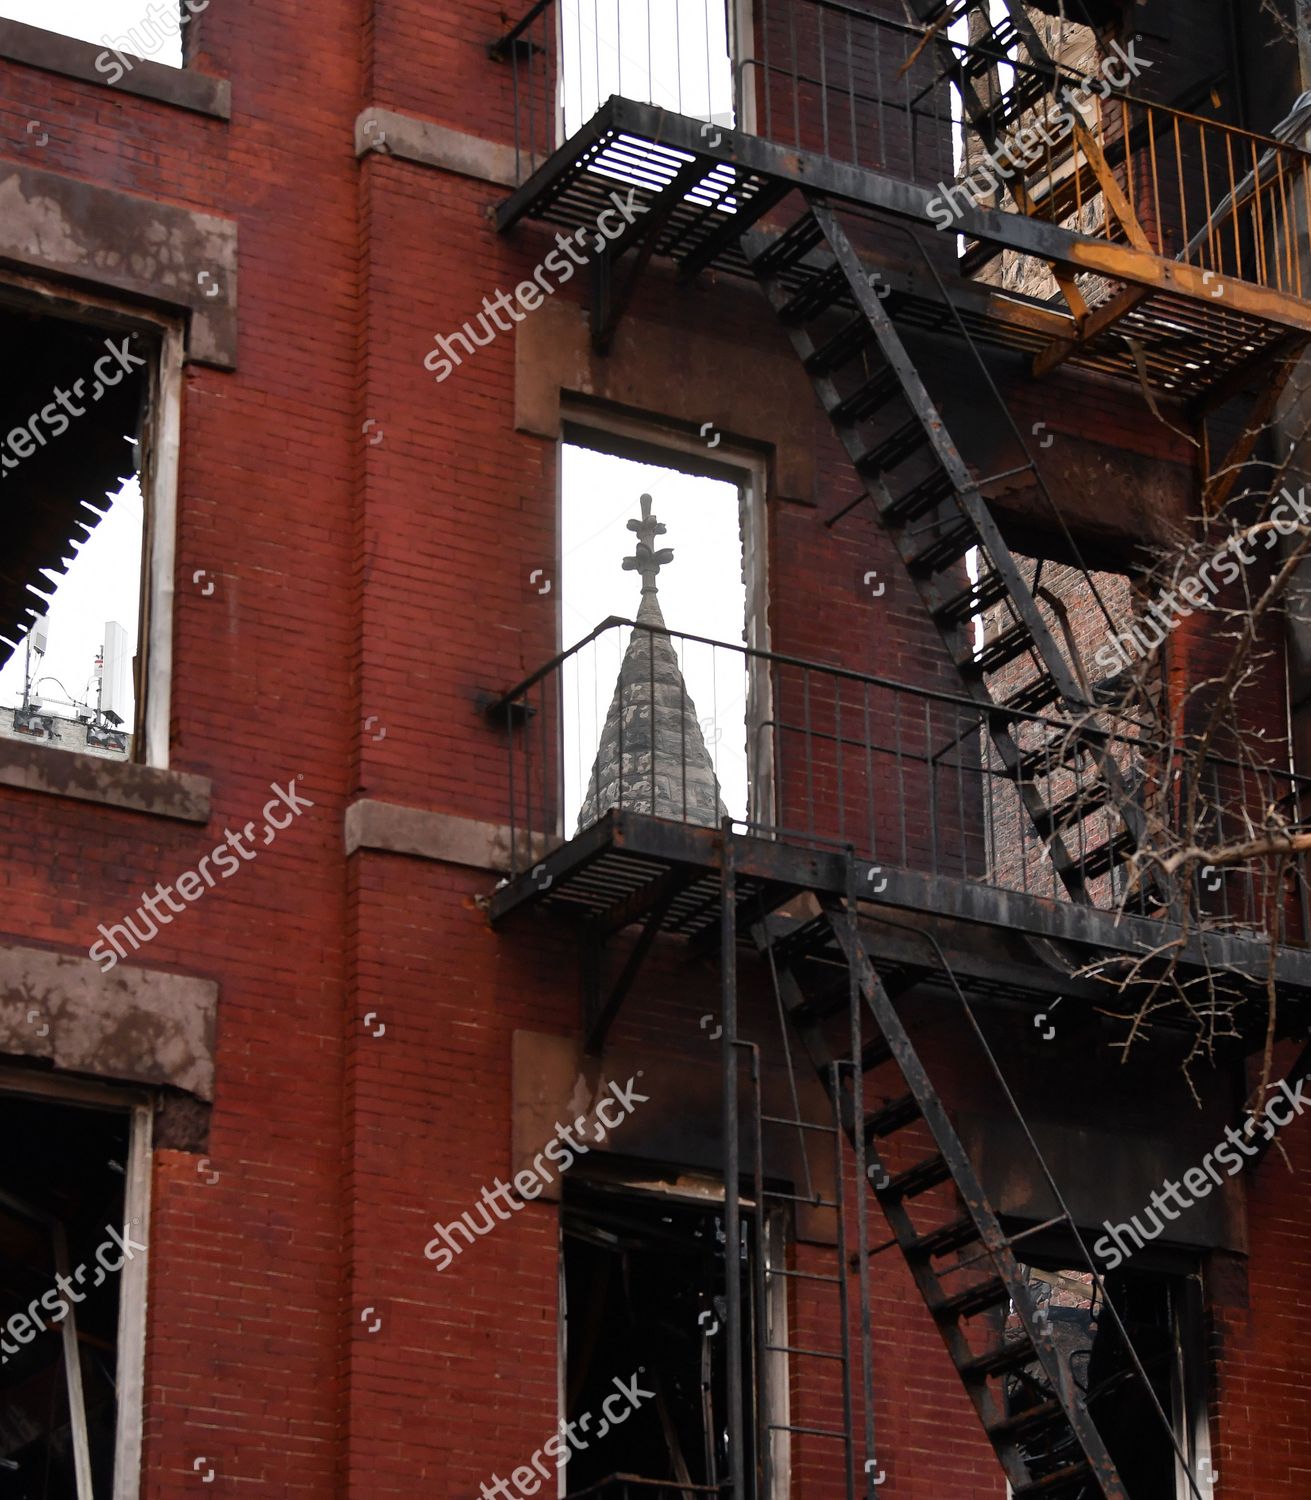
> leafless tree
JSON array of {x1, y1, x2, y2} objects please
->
[{"x1": 1055, "y1": 354, "x2": 1311, "y2": 1122}]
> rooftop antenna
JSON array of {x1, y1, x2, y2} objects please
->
[
  {"x1": 21, "y1": 613, "x2": 48, "y2": 712},
  {"x1": 98, "y1": 622, "x2": 132, "y2": 728}
]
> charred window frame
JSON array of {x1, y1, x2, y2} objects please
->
[
  {"x1": 0, "y1": 280, "x2": 182, "y2": 769},
  {"x1": 0, "y1": 1071, "x2": 152, "y2": 1500},
  {"x1": 1002, "y1": 1259, "x2": 1211, "y2": 1500},
  {"x1": 560, "y1": 1175, "x2": 789, "y2": 1500}
]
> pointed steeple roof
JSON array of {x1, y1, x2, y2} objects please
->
[{"x1": 576, "y1": 494, "x2": 728, "y2": 832}]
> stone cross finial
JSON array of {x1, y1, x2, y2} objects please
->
[{"x1": 622, "y1": 493, "x2": 674, "y2": 592}]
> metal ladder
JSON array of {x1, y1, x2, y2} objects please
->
[
  {"x1": 735, "y1": 1038, "x2": 872, "y2": 1500},
  {"x1": 746, "y1": 198, "x2": 1152, "y2": 904}
]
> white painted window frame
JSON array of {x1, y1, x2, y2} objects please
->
[
  {"x1": 729, "y1": 0, "x2": 759, "y2": 134},
  {"x1": 0, "y1": 1068, "x2": 152, "y2": 1500},
  {"x1": 1171, "y1": 1270, "x2": 1214, "y2": 1500}
]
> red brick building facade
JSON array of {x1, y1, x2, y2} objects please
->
[{"x1": 1, "y1": 2, "x2": 1311, "y2": 1498}]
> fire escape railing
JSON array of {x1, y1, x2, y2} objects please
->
[
  {"x1": 490, "y1": 0, "x2": 956, "y2": 188},
  {"x1": 489, "y1": 617, "x2": 1311, "y2": 942},
  {"x1": 490, "y1": 0, "x2": 1311, "y2": 302}
]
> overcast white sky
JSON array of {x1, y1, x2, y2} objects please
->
[
  {"x1": 562, "y1": 0, "x2": 733, "y2": 134},
  {"x1": 0, "y1": 0, "x2": 183, "y2": 61},
  {"x1": 0, "y1": 476, "x2": 142, "y2": 723},
  {"x1": 562, "y1": 445, "x2": 748, "y2": 827}
]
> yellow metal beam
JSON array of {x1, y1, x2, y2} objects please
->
[
  {"x1": 1007, "y1": 175, "x2": 1092, "y2": 327},
  {"x1": 1070, "y1": 119, "x2": 1153, "y2": 254},
  {"x1": 1033, "y1": 284, "x2": 1152, "y2": 378},
  {"x1": 1054, "y1": 238, "x2": 1311, "y2": 334}
]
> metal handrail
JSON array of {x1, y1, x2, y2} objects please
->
[
  {"x1": 494, "y1": 615, "x2": 1311, "y2": 940},
  {"x1": 489, "y1": 0, "x2": 554, "y2": 59},
  {"x1": 491, "y1": 617, "x2": 1140, "y2": 743},
  {"x1": 490, "y1": 0, "x2": 1311, "y2": 160},
  {"x1": 488, "y1": 616, "x2": 1311, "y2": 787}
]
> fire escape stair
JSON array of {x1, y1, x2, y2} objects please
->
[
  {"x1": 757, "y1": 896, "x2": 1131, "y2": 1500},
  {"x1": 909, "y1": 1, "x2": 1148, "y2": 313},
  {"x1": 915, "y1": 0, "x2": 1060, "y2": 151},
  {"x1": 746, "y1": 198, "x2": 1151, "y2": 905}
]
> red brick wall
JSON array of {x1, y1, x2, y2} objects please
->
[
  {"x1": 1212, "y1": 1089, "x2": 1311, "y2": 1494},
  {"x1": 0, "y1": 3, "x2": 1307, "y2": 1499}
]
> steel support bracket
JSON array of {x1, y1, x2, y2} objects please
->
[
  {"x1": 580, "y1": 864, "x2": 689, "y2": 1051},
  {"x1": 590, "y1": 160, "x2": 706, "y2": 354}
]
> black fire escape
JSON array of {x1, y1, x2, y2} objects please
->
[{"x1": 486, "y1": 3, "x2": 1311, "y2": 1497}]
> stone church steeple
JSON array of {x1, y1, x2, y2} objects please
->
[{"x1": 576, "y1": 494, "x2": 728, "y2": 831}]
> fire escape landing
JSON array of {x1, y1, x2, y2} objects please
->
[{"x1": 497, "y1": 95, "x2": 1311, "y2": 403}]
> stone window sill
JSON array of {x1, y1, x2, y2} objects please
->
[{"x1": 0, "y1": 738, "x2": 210, "y2": 822}]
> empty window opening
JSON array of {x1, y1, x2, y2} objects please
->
[
  {"x1": 562, "y1": 1180, "x2": 771, "y2": 1496},
  {"x1": 561, "y1": 436, "x2": 768, "y2": 836},
  {"x1": 560, "y1": 0, "x2": 735, "y2": 138},
  {"x1": 0, "y1": 299, "x2": 161, "y2": 762},
  {"x1": 0, "y1": 1, "x2": 192, "y2": 69},
  {"x1": 0, "y1": 1091, "x2": 137, "y2": 1499},
  {"x1": 999, "y1": 1262, "x2": 1209, "y2": 1499}
]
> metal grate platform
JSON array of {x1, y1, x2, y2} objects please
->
[
  {"x1": 497, "y1": 98, "x2": 1311, "y2": 403},
  {"x1": 491, "y1": 811, "x2": 1311, "y2": 1030},
  {"x1": 493, "y1": 812, "x2": 805, "y2": 941}
]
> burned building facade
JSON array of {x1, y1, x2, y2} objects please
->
[{"x1": 1, "y1": 1, "x2": 1311, "y2": 1497}]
